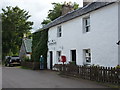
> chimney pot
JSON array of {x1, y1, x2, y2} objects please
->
[{"x1": 62, "y1": 4, "x2": 74, "y2": 15}]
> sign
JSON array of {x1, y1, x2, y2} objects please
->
[{"x1": 48, "y1": 40, "x2": 56, "y2": 45}]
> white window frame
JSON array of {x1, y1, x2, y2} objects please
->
[
  {"x1": 83, "y1": 16, "x2": 90, "y2": 33},
  {"x1": 83, "y1": 49, "x2": 91, "y2": 65},
  {"x1": 57, "y1": 26, "x2": 62, "y2": 37},
  {"x1": 57, "y1": 51, "x2": 61, "y2": 62}
]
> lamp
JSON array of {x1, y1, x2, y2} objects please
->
[{"x1": 117, "y1": 41, "x2": 120, "y2": 45}]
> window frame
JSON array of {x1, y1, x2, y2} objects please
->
[
  {"x1": 57, "y1": 51, "x2": 61, "y2": 62},
  {"x1": 83, "y1": 16, "x2": 90, "y2": 33},
  {"x1": 83, "y1": 49, "x2": 91, "y2": 65},
  {"x1": 57, "y1": 26, "x2": 62, "y2": 37}
]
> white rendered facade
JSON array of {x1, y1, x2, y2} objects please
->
[{"x1": 47, "y1": 2, "x2": 120, "y2": 69}]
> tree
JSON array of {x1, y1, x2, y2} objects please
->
[
  {"x1": 41, "y1": 19, "x2": 51, "y2": 26},
  {"x1": 41, "y1": 2, "x2": 79, "y2": 25},
  {"x1": 47, "y1": 3, "x2": 62, "y2": 21},
  {"x1": 2, "y1": 6, "x2": 33, "y2": 59}
]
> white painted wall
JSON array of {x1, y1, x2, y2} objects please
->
[
  {"x1": 47, "y1": 3, "x2": 119, "y2": 69},
  {"x1": 88, "y1": 3, "x2": 118, "y2": 67}
]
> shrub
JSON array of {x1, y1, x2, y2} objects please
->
[
  {"x1": 23, "y1": 56, "x2": 30, "y2": 62},
  {"x1": 68, "y1": 61, "x2": 76, "y2": 65},
  {"x1": 116, "y1": 65, "x2": 120, "y2": 69}
]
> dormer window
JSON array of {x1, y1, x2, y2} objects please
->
[
  {"x1": 57, "y1": 26, "x2": 62, "y2": 37},
  {"x1": 83, "y1": 16, "x2": 90, "y2": 33}
]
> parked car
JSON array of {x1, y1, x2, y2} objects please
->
[{"x1": 5, "y1": 56, "x2": 21, "y2": 67}]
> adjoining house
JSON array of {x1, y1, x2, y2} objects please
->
[
  {"x1": 19, "y1": 38, "x2": 32, "y2": 61},
  {"x1": 40, "y1": 1, "x2": 120, "y2": 69}
]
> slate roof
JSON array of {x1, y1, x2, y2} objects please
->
[
  {"x1": 35, "y1": 1, "x2": 116, "y2": 33},
  {"x1": 23, "y1": 38, "x2": 32, "y2": 53}
]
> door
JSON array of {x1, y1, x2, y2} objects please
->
[
  {"x1": 71, "y1": 50, "x2": 76, "y2": 65},
  {"x1": 49, "y1": 51, "x2": 53, "y2": 70}
]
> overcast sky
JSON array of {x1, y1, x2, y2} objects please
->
[{"x1": 0, "y1": 0, "x2": 83, "y2": 32}]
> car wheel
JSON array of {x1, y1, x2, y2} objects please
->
[
  {"x1": 5, "y1": 63, "x2": 7, "y2": 66},
  {"x1": 6, "y1": 63, "x2": 9, "y2": 67}
]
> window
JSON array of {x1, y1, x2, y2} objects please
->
[
  {"x1": 57, "y1": 51, "x2": 61, "y2": 62},
  {"x1": 57, "y1": 26, "x2": 62, "y2": 37},
  {"x1": 84, "y1": 49, "x2": 91, "y2": 64},
  {"x1": 83, "y1": 16, "x2": 90, "y2": 33}
]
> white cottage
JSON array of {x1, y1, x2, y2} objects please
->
[{"x1": 42, "y1": 1, "x2": 120, "y2": 69}]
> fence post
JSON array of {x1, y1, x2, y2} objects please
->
[
  {"x1": 55, "y1": 64, "x2": 119, "y2": 85},
  {"x1": 117, "y1": 68, "x2": 120, "y2": 85}
]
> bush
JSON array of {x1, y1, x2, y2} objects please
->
[
  {"x1": 69, "y1": 61, "x2": 76, "y2": 65},
  {"x1": 116, "y1": 65, "x2": 120, "y2": 69},
  {"x1": 23, "y1": 56, "x2": 31, "y2": 62}
]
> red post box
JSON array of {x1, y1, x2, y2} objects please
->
[{"x1": 61, "y1": 56, "x2": 66, "y2": 63}]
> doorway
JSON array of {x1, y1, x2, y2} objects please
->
[
  {"x1": 71, "y1": 50, "x2": 76, "y2": 65},
  {"x1": 49, "y1": 51, "x2": 53, "y2": 70}
]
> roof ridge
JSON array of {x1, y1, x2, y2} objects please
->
[
  {"x1": 35, "y1": 2, "x2": 115, "y2": 33},
  {"x1": 23, "y1": 38, "x2": 32, "y2": 53}
]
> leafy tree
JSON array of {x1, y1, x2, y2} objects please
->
[
  {"x1": 73, "y1": 2, "x2": 79, "y2": 10},
  {"x1": 2, "y1": 6, "x2": 33, "y2": 59},
  {"x1": 47, "y1": 3, "x2": 62, "y2": 21},
  {"x1": 41, "y1": 19, "x2": 51, "y2": 26},
  {"x1": 41, "y1": 2, "x2": 79, "y2": 25}
]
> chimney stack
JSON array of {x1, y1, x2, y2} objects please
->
[{"x1": 62, "y1": 2, "x2": 74, "y2": 16}]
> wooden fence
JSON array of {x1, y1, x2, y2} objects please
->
[{"x1": 54, "y1": 64, "x2": 120, "y2": 85}]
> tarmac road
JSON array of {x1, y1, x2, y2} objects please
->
[{"x1": 2, "y1": 66, "x2": 108, "y2": 88}]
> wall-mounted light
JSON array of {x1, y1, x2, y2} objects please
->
[{"x1": 117, "y1": 40, "x2": 120, "y2": 45}]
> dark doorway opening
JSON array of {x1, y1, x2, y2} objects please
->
[
  {"x1": 49, "y1": 51, "x2": 53, "y2": 70},
  {"x1": 71, "y1": 50, "x2": 76, "y2": 65}
]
